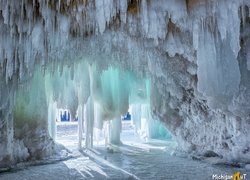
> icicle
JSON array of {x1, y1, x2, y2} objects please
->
[
  {"x1": 77, "y1": 104, "x2": 84, "y2": 149},
  {"x1": 48, "y1": 100, "x2": 57, "y2": 140},
  {"x1": 241, "y1": 5, "x2": 246, "y2": 28},
  {"x1": 192, "y1": 21, "x2": 199, "y2": 50},
  {"x1": 94, "y1": 102, "x2": 103, "y2": 129},
  {"x1": 58, "y1": 0, "x2": 61, "y2": 12},
  {"x1": 131, "y1": 104, "x2": 141, "y2": 135},
  {"x1": 104, "y1": 121, "x2": 110, "y2": 146},
  {"x1": 85, "y1": 96, "x2": 94, "y2": 148},
  {"x1": 140, "y1": 104, "x2": 150, "y2": 141}
]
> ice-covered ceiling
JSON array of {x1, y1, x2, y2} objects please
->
[{"x1": 1, "y1": 0, "x2": 250, "y2": 167}]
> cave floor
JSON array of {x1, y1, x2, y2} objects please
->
[{"x1": 0, "y1": 122, "x2": 249, "y2": 180}]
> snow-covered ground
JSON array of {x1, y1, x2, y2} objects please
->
[{"x1": 0, "y1": 122, "x2": 249, "y2": 180}]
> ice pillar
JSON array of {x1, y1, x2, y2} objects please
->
[
  {"x1": 85, "y1": 96, "x2": 94, "y2": 148},
  {"x1": 109, "y1": 117, "x2": 122, "y2": 145},
  {"x1": 77, "y1": 104, "x2": 85, "y2": 149},
  {"x1": 48, "y1": 100, "x2": 57, "y2": 140},
  {"x1": 131, "y1": 104, "x2": 142, "y2": 134}
]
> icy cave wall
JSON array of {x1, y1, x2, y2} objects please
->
[{"x1": 1, "y1": 0, "x2": 250, "y2": 167}]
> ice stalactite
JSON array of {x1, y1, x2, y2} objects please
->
[
  {"x1": 86, "y1": 66, "x2": 140, "y2": 146},
  {"x1": 93, "y1": 66, "x2": 130, "y2": 119},
  {"x1": 197, "y1": 24, "x2": 241, "y2": 108},
  {"x1": 85, "y1": 96, "x2": 94, "y2": 148},
  {"x1": 75, "y1": 63, "x2": 90, "y2": 149},
  {"x1": 77, "y1": 104, "x2": 84, "y2": 149},
  {"x1": 76, "y1": 65, "x2": 166, "y2": 147}
]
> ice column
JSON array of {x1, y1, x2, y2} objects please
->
[
  {"x1": 93, "y1": 103, "x2": 104, "y2": 144},
  {"x1": 94, "y1": 102, "x2": 104, "y2": 130},
  {"x1": 85, "y1": 96, "x2": 94, "y2": 148},
  {"x1": 104, "y1": 121, "x2": 110, "y2": 146},
  {"x1": 131, "y1": 104, "x2": 142, "y2": 134},
  {"x1": 140, "y1": 104, "x2": 150, "y2": 140},
  {"x1": 109, "y1": 117, "x2": 122, "y2": 145},
  {"x1": 77, "y1": 104, "x2": 85, "y2": 149},
  {"x1": 48, "y1": 100, "x2": 57, "y2": 140}
]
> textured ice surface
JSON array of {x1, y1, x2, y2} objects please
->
[
  {"x1": 1, "y1": 124, "x2": 249, "y2": 180},
  {"x1": 0, "y1": 0, "x2": 250, "y2": 167}
]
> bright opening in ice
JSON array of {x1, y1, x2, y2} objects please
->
[
  {"x1": 43, "y1": 64, "x2": 174, "y2": 153},
  {"x1": 55, "y1": 108, "x2": 78, "y2": 150}
]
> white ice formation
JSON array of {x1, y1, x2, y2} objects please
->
[{"x1": 0, "y1": 0, "x2": 250, "y2": 167}]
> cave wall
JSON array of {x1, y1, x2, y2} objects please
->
[{"x1": 0, "y1": 0, "x2": 250, "y2": 166}]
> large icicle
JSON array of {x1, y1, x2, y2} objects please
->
[
  {"x1": 85, "y1": 96, "x2": 94, "y2": 148},
  {"x1": 77, "y1": 104, "x2": 84, "y2": 149},
  {"x1": 47, "y1": 100, "x2": 57, "y2": 140}
]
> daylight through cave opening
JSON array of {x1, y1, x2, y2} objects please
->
[
  {"x1": 45, "y1": 62, "x2": 173, "y2": 150},
  {"x1": 12, "y1": 59, "x2": 173, "y2": 161}
]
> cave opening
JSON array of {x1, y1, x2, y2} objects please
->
[
  {"x1": 43, "y1": 63, "x2": 174, "y2": 154},
  {"x1": 55, "y1": 111, "x2": 79, "y2": 151}
]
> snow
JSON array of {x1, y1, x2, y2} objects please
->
[
  {"x1": 1, "y1": 123, "x2": 249, "y2": 180},
  {"x1": 246, "y1": 164, "x2": 250, "y2": 170}
]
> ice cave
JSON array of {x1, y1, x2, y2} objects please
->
[{"x1": 0, "y1": 0, "x2": 250, "y2": 179}]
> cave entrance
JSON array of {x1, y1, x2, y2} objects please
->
[
  {"x1": 55, "y1": 109, "x2": 79, "y2": 151},
  {"x1": 45, "y1": 64, "x2": 174, "y2": 154}
]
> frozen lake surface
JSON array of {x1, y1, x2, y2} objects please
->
[{"x1": 0, "y1": 122, "x2": 249, "y2": 180}]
